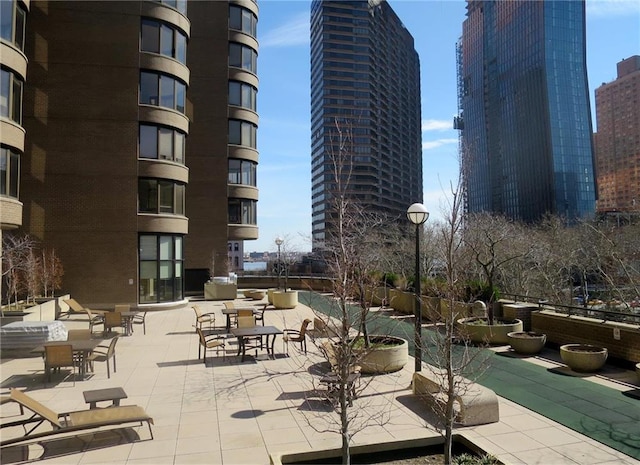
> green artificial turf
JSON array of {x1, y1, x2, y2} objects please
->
[{"x1": 299, "y1": 291, "x2": 640, "y2": 460}]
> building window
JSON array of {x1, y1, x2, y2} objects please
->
[
  {"x1": 229, "y1": 43, "x2": 257, "y2": 74},
  {"x1": 0, "y1": 0, "x2": 26, "y2": 51},
  {"x1": 228, "y1": 120, "x2": 257, "y2": 148},
  {"x1": 140, "y1": 71, "x2": 186, "y2": 114},
  {"x1": 229, "y1": 81, "x2": 257, "y2": 111},
  {"x1": 141, "y1": 18, "x2": 187, "y2": 64},
  {"x1": 139, "y1": 234, "x2": 184, "y2": 303},
  {"x1": 151, "y1": 0, "x2": 187, "y2": 15},
  {"x1": 139, "y1": 124, "x2": 185, "y2": 163},
  {"x1": 229, "y1": 5, "x2": 257, "y2": 37},
  {"x1": 0, "y1": 146, "x2": 20, "y2": 198},
  {"x1": 228, "y1": 158, "x2": 257, "y2": 186},
  {"x1": 138, "y1": 178, "x2": 185, "y2": 215},
  {"x1": 0, "y1": 68, "x2": 23, "y2": 124},
  {"x1": 228, "y1": 198, "x2": 257, "y2": 225}
]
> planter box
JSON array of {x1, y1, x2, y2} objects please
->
[
  {"x1": 204, "y1": 282, "x2": 237, "y2": 300},
  {"x1": 267, "y1": 288, "x2": 277, "y2": 305},
  {"x1": 507, "y1": 331, "x2": 546, "y2": 355},
  {"x1": 272, "y1": 290, "x2": 298, "y2": 309},
  {"x1": 457, "y1": 317, "x2": 523, "y2": 345},
  {"x1": 389, "y1": 289, "x2": 414, "y2": 314},
  {"x1": 503, "y1": 303, "x2": 538, "y2": 331},
  {"x1": 560, "y1": 344, "x2": 608, "y2": 373},
  {"x1": 270, "y1": 434, "x2": 497, "y2": 465},
  {"x1": 358, "y1": 335, "x2": 408, "y2": 374}
]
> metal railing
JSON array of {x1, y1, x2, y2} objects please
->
[{"x1": 502, "y1": 293, "x2": 640, "y2": 326}]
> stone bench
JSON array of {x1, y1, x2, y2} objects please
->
[{"x1": 412, "y1": 369, "x2": 499, "y2": 426}]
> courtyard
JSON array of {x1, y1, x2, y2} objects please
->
[{"x1": 1, "y1": 294, "x2": 639, "y2": 464}]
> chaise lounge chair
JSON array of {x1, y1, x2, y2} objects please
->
[
  {"x1": 60, "y1": 298, "x2": 108, "y2": 318},
  {"x1": 0, "y1": 389, "x2": 154, "y2": 447}
]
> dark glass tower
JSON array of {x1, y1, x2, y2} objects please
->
[
  {"x1": 458, "y1": 0, "x2": 596, "y2": 222},
  {"x1": 310, "y1": 0, "x2": 422, "y2": 249}
]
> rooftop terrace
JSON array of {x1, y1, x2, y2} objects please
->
[{"x1": 1, "y1": 293, "x2": 639, "y2": 464}]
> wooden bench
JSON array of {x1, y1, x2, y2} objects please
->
[{"x1": 412, "y1": 369, "x2": 499, "y2": 426}]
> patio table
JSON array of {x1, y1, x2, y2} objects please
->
[
  {"x1": 31, "y1": 339, "x2": 103, "y2": 377},
  {"x1": 231, "y1": 325, "x2": 283, "y2": 362}
]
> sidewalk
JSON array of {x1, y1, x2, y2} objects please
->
[{"x1": 0, "y1": 294, "x2": 638, "y2": 464}]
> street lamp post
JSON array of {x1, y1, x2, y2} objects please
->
[
  {"x1": 407, "y1": 203, "x2": 429, "y2": 372},
  {"x1": 275, "y1": 237, "x2": 284, "y2": 290}
]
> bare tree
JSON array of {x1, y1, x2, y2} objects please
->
[
  {"x1": 24, "y1": 248, "x2": 42, "y2": 304},
  {"x1": 463, "y1": 212, "x2": 532, "y2": 323},
  {"x1": 41, "y1": 248, "x2": 64, "y2": 298},
  {"x1": 421, "y1": 161, "x2": 492, "y2": 463},
  {"x1": 1, "y1": 234, "x2": 36, "y2": 309},
  {"x1": 300, "y1": 117, "x2": 409, "y2": 464}
]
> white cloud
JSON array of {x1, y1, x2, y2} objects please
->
[
  {"x1": 422, "y1": 119, "x2": 452, "y2": 131},
  {"x1": 586, "y1": 0, "x2": 640, "y2": 17},
  {"x1": 422, "y1": 138, "x2": 458, "y2": 150},
  {"x1": 260, "y1": 12, "x2": 309, "y2": 48}
]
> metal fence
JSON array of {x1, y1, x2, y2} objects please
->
[{"x1": 502, "y1": 293, "x2": 640, "y2": 325}]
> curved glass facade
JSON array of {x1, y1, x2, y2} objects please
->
[{"x1": 459, "y1": 0, "x2": 596, "y2": 222}]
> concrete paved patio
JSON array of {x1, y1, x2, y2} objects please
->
[{"x1": 1, "y1": 294, "x2": 638, "y2": 464}]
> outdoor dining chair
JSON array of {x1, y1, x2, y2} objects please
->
[
  {"x1": 236, "y1": 310, "x2": 262, "y2": 354},
  {"x1": 131, "y1": 311, "x2": 148, "y2": 335},
  {"x1": 104, "y1": 311, "x2": 126, "y2": 335},
  {"x1": 86, "y1": 335, "x2": 119, "y2": 379},
  {"x1": 84, "y1": 308, "x2": 105, "y2": 334},
  {"x1": 283, "y1": 319, "x2": 312, "y2": 354},
  {"x1": 196, "y1": 327, "x2": 226, "y2": 363},
  {"x1": 44, "y1": 344, "x2": 77, "y2": 384},
  {"x1": 192, "y1": 304, "x2": 215, "y2": 332}
]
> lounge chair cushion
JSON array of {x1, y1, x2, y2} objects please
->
[{"x1": 66, "y1": 405, "x2": 153, "y2": 427}]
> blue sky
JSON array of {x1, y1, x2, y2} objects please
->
[{"x1": 251, "y1": 0, "x2": 640, "y2": 253}]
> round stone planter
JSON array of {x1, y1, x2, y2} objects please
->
[
  {"x1": 267, "y1": 288, "x2": 277, "y2": 305},
  {"x1": 560, "y1": 344, "x2": 608, "y2": 373},
  {"x1": 272, "y1": 290, "x2": 298, "y2": 309},
  {"x1": 507, "y1": 331, "x2": 546, "y2": 355},
  {"x1": 245, "y1": 289, "x2": 265, "y2": 300},
  {"x1": 357, "y1": 335, "x2": 408, "y2": 374},
  {"x1": 457, "y1": 317, "x2": 523, "y2": 345}
]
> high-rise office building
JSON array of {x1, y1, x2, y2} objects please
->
[
  {"x1": 594, "y1": 56, "x2": 640, "y2": 217},
  {"x1": 4, "y1": 0, "x2": 259, "y2": 308},
  {"x1": 310, "y1": 0, "x2": 422, "y2": 249},
  {"x1": 457, "y1": 0, "x2": 596, "y2": 222}
]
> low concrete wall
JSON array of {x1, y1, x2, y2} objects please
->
[
  {"x1": 0, "y1": 295, "x2": 70, "y2": 323},
  {"x1": 532, "y1": 310, "x2": 640, "y2": 363},
  {"x1": 238, "y1": 276, "x2": 333, "y2": 292}
]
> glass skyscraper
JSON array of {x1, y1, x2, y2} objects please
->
[
  {"x1": 458, "y1": 0, "x2": 596, "y2": 222},
  {"x1": 310, "y1": 0, "x2": 422, "y2": 249}
]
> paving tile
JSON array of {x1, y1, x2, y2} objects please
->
[
  {"x1": 513, "y1": 447, "x2": 581, "y2": 464},
  {"x1": 484, "y1": 431, "x2": 546, "y2": 453},
  {"x1": 221, "y1": 445, "x2": 269, "y2": 464}
]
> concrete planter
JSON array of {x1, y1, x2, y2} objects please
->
[
  {"x1": 245, "y1": 289, "x2": 265, "y2": 300},
  {"x1": 267, "y1": 288, "x2": 277, "y2": 305},
  {"x1": 272, "y1": 290, "x2": 298, "y2": 309},
  {"x1": 368, "y1": 286, "x2": 390, "y2": 306},
  {"x1": 560, "y1": 344, "x2": 608, "y2": 373},
  {"x1": 389, "y1": 289, "x2": 415, "y2": 314},
  {"x1": 358, "y1": 335, "x2": 408, "y2": 374},
  {"x1": 204, "y1": 282, "x2": 237, "y2": 300},
  {"x1": 507, "y1": 331, "x2": 546, "y2": 355},
  {"x1": 457, "y1": 317, "x2": 523, "y2": 345}
]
